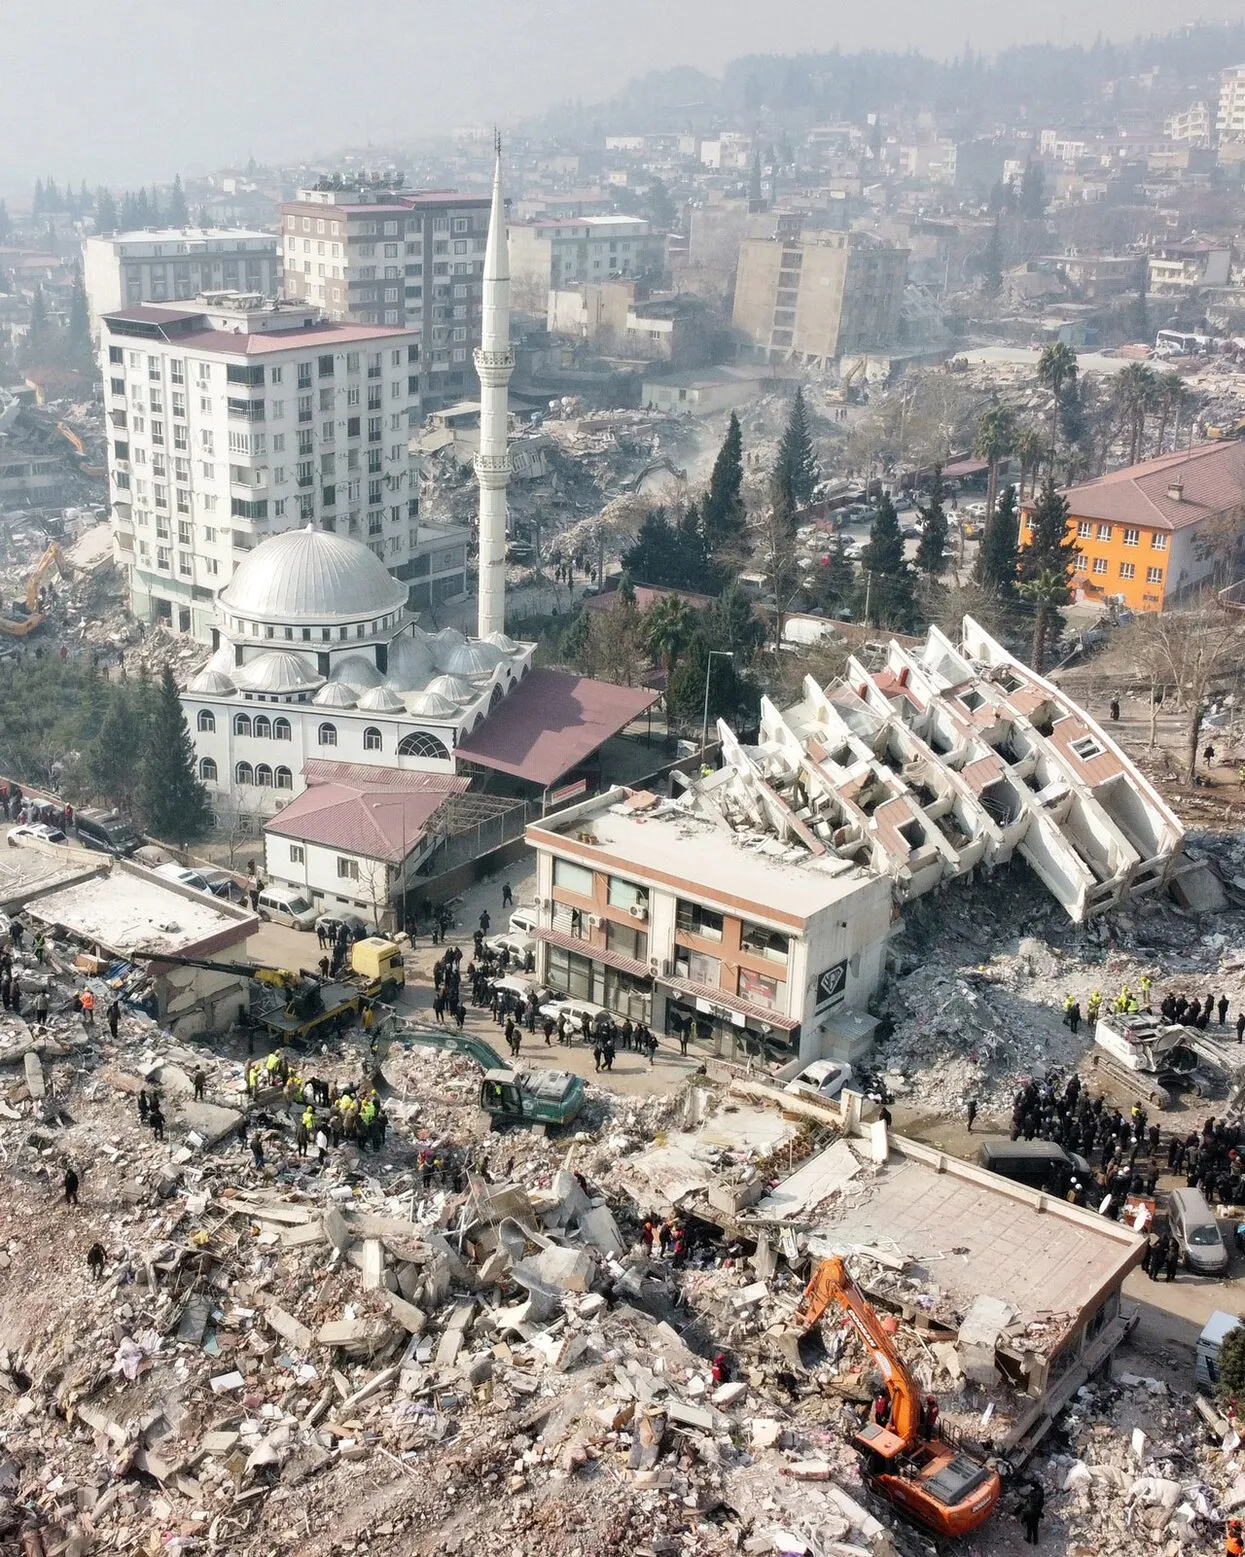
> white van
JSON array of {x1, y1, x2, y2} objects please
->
[
  {"x1": 154, "y1": 863, "x2": 215, "y2": 895},
  {"x1": 508, "y1": 908, "x2": 539, "y2": 938},
  {"x1": 256, "y1": 886, "x2": 317, "y2": 930}
]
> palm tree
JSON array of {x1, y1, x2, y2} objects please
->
[
  {"x1": 1112, "y1": 362, "x2": 1158, "y2": 467},
  {"x1": 1019, "y1": 567, "x2": 1067, "y2": 674},
  {"x1": 1037, "y1": 341, "x2": 1078, "y2": 466},
  {"x1": 1154, "y1": 371, "x2": 1189, "y2": 457},
  {"x1": 974, "y1": 406, "x2": 1017, "y2": 531},
  {"x1": 644, "y1": 593, "x2": 697, "y2": 677},
  {"x1": 1014, "y1": 424, "x2": 1047, "y2": 500}
]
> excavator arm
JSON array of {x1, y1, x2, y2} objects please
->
[
  {"x1": 794, "y1": 1255, "x2": 921, "y2": 1451},
  {"x1": 26, "y1": 543, "x2": 67, "y2": 613}
]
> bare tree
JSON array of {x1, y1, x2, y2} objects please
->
[{"x1": 1129, "y1": 602, "x2": 1245, "y2": 783}]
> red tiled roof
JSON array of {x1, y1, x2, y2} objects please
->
[
  {"x1": 302, "y1": 761, "x2": 465, "y2": 792},
  {"x1": 534, "y1": 926, "x2": 651, "y2": 980},
  {"x1": 263, "y1": 768, "x2": 468, "y2": 861},
  {"x1": 455, "y1": 669, "x2": 658, "y2": 789},
  {"x1": 582, "y1": 583, "x2": 715, "y2": 615},
  {"x1": 1057, "y1": 440, "x2": 1245, "y2": 531},
  {"x1": 659, "y1": 975, "x2": 800, "y2": 1032}
]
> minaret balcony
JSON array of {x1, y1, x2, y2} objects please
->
[
  {"x1": 474, "y1": 453, "x2": 512, "y2": 475},
  {"x1": 474, "y1": 349, "x2": 515, "y2": 371}
]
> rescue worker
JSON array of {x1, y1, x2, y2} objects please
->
[
  {"x1": 80, "y1": 988, "x2": 95, "y2": 1026},
  {"x1": 1062, "y1": 993, "x2": 1076, "y2": 1029},
  {"x1": 1227, "y1": 1518, "x2": 1244, "y2": 1557},
  {"x1": 107, "y1": 999, "x2": 120, "y2": 1038},
  {"x1": 1087, "y1": 990, "x2": 1101, "y2": 1023},
  {"x1": 1139, "y1": 975, "x2": 1152, "y2": 1011}
]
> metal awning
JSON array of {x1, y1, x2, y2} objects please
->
[
  {"x1": 658, "y1": 975, "x2": 800, "y2": 1032},
  {"x1": 534, "y1": 925, "x2": 651, "y2": 981}
]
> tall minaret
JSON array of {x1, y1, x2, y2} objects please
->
[{"x1": 474, "y1": 136, "x2": 513, "y2": 639}]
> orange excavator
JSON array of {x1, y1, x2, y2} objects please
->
[{"x1": 793, "y1": 1256, "x2": 1001, "y2": 1539}]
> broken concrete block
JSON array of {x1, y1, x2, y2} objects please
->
[
  {"x1": 178, "y1": 1100, "x2": 244, "y2": 1148},
  {"x1": 577, "y1": 1293, "x2": 606, "y2": 1320},
  {"x1": 316, "y1": 1316, "x2": 394, "y2": 1351},
  {"x1": 201, "y1": 1431, "x2": 239, "y2": 1457},
  {"x1": 730, "y1": 1281, "x2": 769, "y2": 1309},
  {"x1": 322, "y1": 1206, "x2": 354, "y2": 1253},
  {"x1": 578, "y1": 1205, "x2": 626, "y2": 1257},
  {"x1": 785, "y1": 1459, "x2": 832, "y2": 1481},
  {"x1": 177, "y1": 1295, "x2": 212, "y2": 1346},
  {"x1": 750, "y1": 1419, "x2": 782, "y2": 1449},
  {"x1": 667, "y1": 1400, "x2": 716, "y2": 1431},
  {"x1": 361, "y1": 1238, "x2": 384, "y2": 1291},
  {"x1": 476, "y1": 1249, "x2": 511, "y2": 1287},
  {"x1": 209, "y1": 1371, "x2": 244, "y2": 1394},
  {"x1": 711, "y1": 1381, "x2": 748, "y2": 1408},
  {"x1": 530, "y1": 1245, "x2": 595, "y2": 1293},
  {"x1": 261, "y1": 1302, "x2": 313, "y2": 1353},
  {"x1": 384, "y1": 1292, "x2": 427, "y2": 1335},
  {"x1": 23, "y1": 1052, "x2": 44, "y2": 1101},
  {"x1": 280, "y1": 1220, "x2": 326, "y2": 1250},
  {"x1": 459, "y1": 1352, "x2": 493, "y2": 1385},
  {"x1": 628, "y1": 1405, "x2": 667, "y2": 1470},
  {"x1": 436, "y1": 1329, "x2": 465, "y2": 1369}
]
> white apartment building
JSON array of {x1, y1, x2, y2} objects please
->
[
  {"x1": 82, "y1": 229, "x2": 278, "y2": 337},
  {"x1": 1164, "y1": 102, "x2": 1214, "y2": 144},
  {"x1": 100, "y1": 296, "x2": 423, "y2": 640},
  {"x1": 506, "y1": 216, "x2": 666, "y2": 305},
  {"x1": 1219, "y1": 65, "x2": 1245, "y2": 141}
]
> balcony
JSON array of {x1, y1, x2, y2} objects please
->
[{"x1": 227, "y1": 399, "x2": 265, "y2": 422}]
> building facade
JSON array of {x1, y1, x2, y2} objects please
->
[
  {"x1": 1164, "y1": 102, "x2": 1214, "y2": 144},
  {"x1": 100, "y1": 297, "x2": 425, "y2": 638},
  {"x1": 181, "y1": 525, "x2": 533, "y2": 818},
  {"x1": 732, "y1": 228, "x2": 909, "y2": 368},
  {"x1": 1027, "y1": 441, "x2": 1245, "y2": 612},
  {"x1": 83, "y1": 229, "x2": 278, "y2": 337},
  {"x1": 1219, "y1": 65, "x2": 1245, "y2": 141},
  {"x1": 277, "y1": 183, "x2": 491, "y2": 414},
  {"x1": 507, "y1": 216, "x2": 665, "y2": 308},
  {"x1": 1148, "y1": 242, "x2": 1234, "y2": 297}
]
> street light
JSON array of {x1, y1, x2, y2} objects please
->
[{"x1": 700, "y1": 650, "x2": 734, "y2": 763}]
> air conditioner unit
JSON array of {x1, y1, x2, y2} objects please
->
[
  {"x1": 587, "y1": 913, "x2": 603, "y2": 928},
  {"x1": 628, "y1": 904, "x2": 649, "y2": 922},
  {"x1": 649, "y1": 957, "x2": 671, "y2": 978}
]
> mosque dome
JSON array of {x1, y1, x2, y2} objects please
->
[
  {"x1": 357, "y1": 686, "x2": 406, "y2": 713},
  {"x1": 424, "y1": 673, "x2": 481, "y2": 707},
  {"x1": 232, "y1": 650, "x2": 322, "y2": 694},
  {"x1": 186, "y1": 668, "x2": 236, "y2": 695},
  {"x1": 329, "y1": 654, "x2": 384, "y2": 691},
  {"x1": 313, "y1": 681, "x2": 358, "y2": 709},
  {"x1": 443, "y1": 640, "x2": 505, "y2": 677},
  {"x1": 428, "y1": 627, "x2": 467, "y2": 670},
  {"x1": 220, "y1": 525, "x2": 408, "y2": 623},
  {"x1": 207, "y1": 643, "x2": 236, "y2": 674},
  {"x1": 385, "y1": 632, "x2": 437, "y2": 690},
  {"x1": 405, "y1": 689, "x2": 461, "y2": 719},
  {"x1": 482, "y1": 631, "x2": 520, "y2": 655}
]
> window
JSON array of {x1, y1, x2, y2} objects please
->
[
  {"x1": 255, "y1": 764, "x2": 273, "y2": 787},
  {"x1": 235, "y1": 761, "x2": 254, "y2": 785},
  {"x1": 318, "y1": 722, "x2": 337, "y2": 746},
  {"x1": 1069, "y1": 734, "x2": 1106, "y2": 761},
  {"x1": 1074, "y1": 552, "x2": 1089, "y2": 572},
  {"x1": 198, "y1": 756, "x2": 218, "y2": 782},
  {"x1": 553, "y1": 858, "x2": 594, "y2": 897},
  {"x1": 275, "y1": 766, "x2": 293, "y2": 789},
  {"x1": 1151, "y1": 532, "x2": 1168, "y2": 550},
  {"x1": 196, "y1": 708, "x2": 216, "y2": 733},
  {"x1": 1119, "y1": 561, "x2": 1135, "y2": 579},
  {"x1": 675, "y1": 948, "x2": 721, "y2": 987},
  {"x1": 363, "y1": 726, "x2": 383, "y2": 751},
  {"x1": 1096, "y1": 524, "x2": 1112, "y2": 541},
  {"x1": 741, "y1": 922, "x2": 790, "y2": 964},
  {"x1": 676, "y1": 900, "x2": 723, "y2": 941},
  {"x1": 738, "y1": 968, "x2": 782, "y2": 1009},
  {"x1": 1092, "y1": 557, "x2": 1108, "y2": 575},
  {"x1": 1123, "y1": 528, "x2": 1139, "y2": 546},
  {"x1": 606, "y1": 877, "x2": 649, "y2": 912},
  {"x1": 289, "y1": 844, "x2": 305, "y2": 865},
  {"x1": 337, "y1": 856, "x2": 360, "y2": 880},
  {"x1": 233, "y1": 712, "x2": 252, "y2": 736},
  {"x1": 1147, "y1": 566, "x2": 1163, "y2": 584},
  {"x1": 396, "y1": 731, "x2": 450, "y2": 760},
  {"x1": 273, "y1": 717, "x2": 291, "y2": 741},
  {"x1": 1076, "y1": 519, "x2": 1092, "y2": 538},
  {"x1": 605, "y1": 919, "x2": 648, "y2": 961},
  {"x1": 253, "y1": 714, "x2": 272, "y2": 738}
]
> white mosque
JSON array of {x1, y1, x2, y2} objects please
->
[{"x1": 183, "y1": 145, "x2": 530, "y2": 817}]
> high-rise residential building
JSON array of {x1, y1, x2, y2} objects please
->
[
  {"x1": 277, "y1": 182, "x2": 491, "y2": 414},
  {"x1": 1219, "y1": 65, "x2": 1245, "y2": 141},
  {"x1": 82, "y1": 228, "x2": 279, "y2": 338},
  {"x1": 732, "y1": 226, "x2": 908, "y2": 369},
  {"x1": 100, "y1": 295, "x2": 424, "y2": 640},
  {"x1": 505, "y1": 215, "x2": 666, "y2": 311}
]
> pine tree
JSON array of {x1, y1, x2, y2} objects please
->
[
  {"x1": 79, "y1": 180, "x2": 91, "y2": 213},
  {"x1": 67, "y1": 265, "x2": 92, "y2": 370},
  {"x1": 32, "y1": 178, "x2": 45, "y2": 216},
  {"x1": 46, "y1": 177, "x2": 60, "y2": 211},
  {"x1": 1217, "y1": 1322, "x2": 1245, "y2": 1407},
  {"x1": 774, "y1": 388, "x2": 819, "y2": 514},
  {"x1": 748, "y1": 150, "x2": 764, "y2": 208},
  {"x1": 95, "y1": 188, "x2": 117, "y2": 233},
  {"x1": 915, "y1": 467, "x2": 949, "y2": 576},
  {"x1": 701, "y1": 411, "x2": 746, "y2": 556},
  {"x1": 861, "y1": 493, "x2": 905, "y2": 574},
  {"x1": 707, "y1": 580, "x2": 765, "y2": 667},
  {"x1": 134, "y1": 188, "x2": 150, "y2": 226},
  {"x1": 138, "y1": 667, "x2": 211, "y2": 844},
  {"x1": 983, "y1": 215, "x2": 1003, "y2": 296},
  {"x1": 120, "y1": 191, "x2": 139, "y2": 230},
  {"x1": 88, "y1": 688, "x2": 146, "y2": 812},
  {"x1": 1019, "y1": 159, "x2": 1046, "y2": 219},
  {"x1": 0, "y1": 200, "x2": 9, "y2": 243},
  {"x1": 857, "y1": 495, "x2": 917, "y2": 629},
  {"x1": 809, "y1": 536, "x2": 856, "y2": 617},
  {"x1": 1021, "y1": 478, "x2": 1075, "y2": 582},
  {"x1": 973, "y1": 483, "x2": 1020, "y2": 595},
  {"x1": 169, "y1": 174, "x2": 189, "y2": 226},
  {"x1": 25, "y1": 286, "x2": 50, "y2": 358}
]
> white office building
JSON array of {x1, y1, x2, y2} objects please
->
[
  {"x1": 1219, "y1": 65, "x2": 1245, "y2": 141},
  {"x1": 100, "y1": 295, "x2": 425, "y2": 639},
  {"x1": 83, "y1": 229, "x2": 278, "y2": 337}
]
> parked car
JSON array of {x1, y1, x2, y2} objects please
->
[
  {"x1": 315, "y1": 911, "x2": 375, "y2": 943},
  {"x1": 486, "y1": 931, "x2": 536, "y2": 964},
  {"x1": 7, "y1": 823, "x2": 67, "y2": 847},
  {"x1": 784, "y1": 1059, "x2": 855, "y2": 1102},
  {"x1": 256, "y1": 887, "x2": 318, "y2": 930},
  {"x1": 74, "y1": 807, "x2": 142, "y2": 857},
  {"x1": 1168, "y1": 1186, "x2": 1230, "y2": 1276},
  {"x1": 508, "y1": 908, "x2": 539, "y2": 938},
  {"x1": 538, "y1": 997, "x2": 607, "y2": 1035},
  {"x1": 154, "y1": 863, "x2": 217, "y2": 895}
]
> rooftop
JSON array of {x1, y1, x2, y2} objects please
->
[
  {"x1": 25, "y1": 862, "x2": 256, "y2": 958},
  {"x1": 101, "y1": 304, "x2": 413, "y2": 353},
  {"x1": 92, "y1": 227, "x2": 276, "y2": 245},
  {"x1": 264, "y1": 768, "x2": 468, "y2": 862},
  {"x1": 1058, "y1": 439, "x2": 1245, "y2": 530}
]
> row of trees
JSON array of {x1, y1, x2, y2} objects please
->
[
  {"x1": 0, "y1": 658, "x2": 210, "y2": 844},
  {"x1": 24, "y1": 177, "x2": 190, "y2": 234},
  {"x1": 21, "y1": 273, "x2": 93, "y2": 375}
]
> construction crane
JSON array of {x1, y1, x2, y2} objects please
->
[
  {"x1": 793, "y1": 1256, "x2": 1001, "y2": 1539},
  {"x1": 0, "y1": 542, "x2": 70, "y2": 637}
]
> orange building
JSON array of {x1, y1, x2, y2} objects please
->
[{"x1": 1020, "y1": 441, "x2": 1245, "y2": 612}]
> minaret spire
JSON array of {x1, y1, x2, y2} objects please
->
[{"x1": 475, "y1": 136, "x2": 513, "y2": 639}]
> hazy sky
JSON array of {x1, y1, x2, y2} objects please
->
[{"x1": 2, "y1": 0, "x2": 1241, "y2": 196}]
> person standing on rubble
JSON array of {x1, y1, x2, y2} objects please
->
[
  {"x1": 966, "y1": 1097, "x2": 978, "y2": 1132},
  {"x1": 1219, "y1": 994, "x2": 1230, "y2": 1025},
  {"x1": 149, "y1": 1101, "x2": 165, "y2": 1141},
  {"x1": 1019, "y1": 1481, "x2": 1044, "y2": 1544},
  {"x1": 250, "y1": 1131, "x2": 265, "y2": 1168},
  {"x1": 106, "y1": 999, "x2": 119, "y2": 1039},
  {"x1": 63, "y1": 1165, "x2": 79, "y2": 1207},
  {"x1": 192, "y1": 1067, "x2": 206, "y2": 1101}
]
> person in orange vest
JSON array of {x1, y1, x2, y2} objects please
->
[
  {"x1": 80, "y1": 988, "x2": 96, "y2": 1026},
  {"x1": 1227, "y1": 1517, "x2": 1244, "y2": 1557}
]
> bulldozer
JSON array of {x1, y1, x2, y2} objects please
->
[{"x1": 792, "y1": 1256, "x2": 1000, "y2": 1539}]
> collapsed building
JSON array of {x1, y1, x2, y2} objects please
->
[{"x1": 526, "y1": 619, "x2": 1184, "y2": 1064}]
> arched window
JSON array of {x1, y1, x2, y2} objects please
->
[
  {"x1": 199, "y1": 756, "x2": 218, "y2": 782},
  {"x1": 275, "y1": 765, "x2": 293, "y2": 789},
  {"x1": 233, "y1": 712, "x2": 252, "y2": 737},
  {"x1": 273, "y1": 717, "x2": 292, "y2": 741},
  {"x1": 197, "y1": 709, "x2": 216, "y2": 733},
  {"x1": 397, "y1": 731, "x2": 451, "y2": 760},
  {"x1": 235, "y1": 761, "x2": 254, "y2": 785},
  {"x1": 253, "y1": 714, "x2": 272, "y2": 739},
  {"x1": 255, "y1": 764, "x2": 273, "y2": 787},
  {"x1": 363, "y1": 726, "x2": 383, "y2": 751},
  {"x1": 318, "y1": 722, "x2": 337, "y2": 747},
  {"x1": 489, "y1": 683, "x2": 504, "y2": 708}
]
